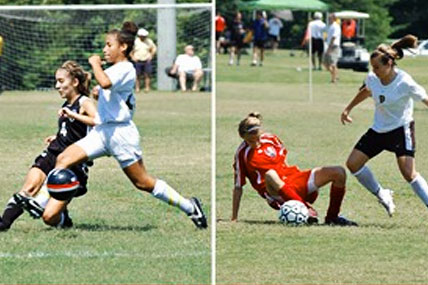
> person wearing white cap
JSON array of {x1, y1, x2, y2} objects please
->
[
  {"x1": 308, "y1": 11, "x2": 326, "y2": 70},
  {"x1": 131, "y1": 28, "x2": 157, "y2": 93}
]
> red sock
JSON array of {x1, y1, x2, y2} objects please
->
[{"x1": 326, "y1": 185, "x2": 345, "y2": 220}]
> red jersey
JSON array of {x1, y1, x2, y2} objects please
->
[
  {"x1": 234, "y1": 133, "x2": 306, "y2": 198},
  {"x1": 215, "y1": 16, "x2": 226, "y2": 32}
]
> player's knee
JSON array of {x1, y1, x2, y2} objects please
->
[
  {"x1": 346, "y1": 158, "x2": 359, "y2": 174},
  {"x1": 333, "y1": 166, "x2": 347, "y2": 183},
  {"x1": 42, "y1": 211, "x2": 59, "y2": 226},
  {"x1": 133, "y1": 176, "x2": 155, "y2": 192},
  {"x1": 402, "y1": 169, "x2": 417, "y2": 182},
  {"x1": 56, "y1": 152, "x2": 71, "y2": 168}
]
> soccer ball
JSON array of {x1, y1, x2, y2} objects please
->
[
  {"x1": 46, "y1": 168, "x2": 80, "y2": 201},
  {"x1": 278, "y1": 200, "x2": 309, "y2": 226}
]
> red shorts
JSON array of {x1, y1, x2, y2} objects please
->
[{"x1": 278, "y1": 169, "x2": 318, "y2": 204}]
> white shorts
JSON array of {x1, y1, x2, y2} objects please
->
[
  {"x1": 307, "y1": 168, "x2": 319, "y2": 195},
  {"x1": 76, "y1": 121, "x2": 142, "y2": 168}
]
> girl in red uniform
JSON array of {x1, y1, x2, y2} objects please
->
[{"x1": 232, "y1": 113, "x2": 357, "y2": 226}]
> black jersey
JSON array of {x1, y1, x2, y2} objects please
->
[{"x1": 48, "y1": 95, "x2": 89, "y2": 155}]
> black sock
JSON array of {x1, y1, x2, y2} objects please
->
[{"x1": 2, "y1": 202, "x2": 24, "y2": 228}]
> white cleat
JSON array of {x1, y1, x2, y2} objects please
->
[{"x1": 377, "y1": 188, "x2": 396, "y2": 217}]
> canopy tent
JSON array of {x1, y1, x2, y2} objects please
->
[{"x1": 239, "y1": 0, "x2": 328, "y2": 12}]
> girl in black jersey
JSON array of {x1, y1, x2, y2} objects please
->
[{"x1": 0, "y1": 61, "x2": 97, "y2": 231}]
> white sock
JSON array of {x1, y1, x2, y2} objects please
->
[
  {"x1": 410, "y1": 174, "x2": 428, "y2": 207},
  {"x1": 33, "y1": 184, "x2": 50, "y2": 209},
  {"x1": 353, "y1": 166, "x2": 382, "y2": 195},
  {"x1": 151, "y1": 180, "x2": 195, "y2": 215}
]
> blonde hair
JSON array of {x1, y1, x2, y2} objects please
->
[
  {"x1": 57, "y1": 60, "x2": 91, "y2": 96},
  {"x1": 371, "y1": 34, "x2": 418, "y2": 65},
  {"x1": 238, "y1": 112, "x2": 263, "y2": 137}
]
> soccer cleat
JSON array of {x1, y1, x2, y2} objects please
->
[
  {"x1": 57, "y1": 210, "x2": 73, "y2": 229},
  {"x1": 13, "y1": 193, "x2": 44, "y2": 219},
  {"x1": 377, "y1": 188, "x2": 396, "y2": 217},
  {"x1": 325, "y1": 215, "x2": 358, "y2": 226},
  {"x1": 0, "y1": 216, "x2": 10, "y2": 232},
  {"x1": 188, "y1": 197, "x2": 207, "y2": 229}
]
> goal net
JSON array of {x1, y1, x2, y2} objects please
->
[{"x1": 0, "y1": 4, "x2": 212, "y2": 91}]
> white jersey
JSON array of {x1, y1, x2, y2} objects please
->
[
  {"x1": 327, "y1": 21, "x2": 341, "y2": 47},
  {"x1": 309, "y1": 19, "x2": 326, "y2": 39},
  {"x1": 98, "y1": 61, "x2": 136, "y2": 124},
  {"x1": 365, "y1": 68, "x2": 427, "y2": 133}
]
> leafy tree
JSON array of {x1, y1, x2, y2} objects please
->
[{"x1": 389, "y1": 0, "x2": 428, "y2": 39}]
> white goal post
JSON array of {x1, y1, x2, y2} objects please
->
[{"x1": 0, "y1": 3, "x2": 213, "y2": 91}]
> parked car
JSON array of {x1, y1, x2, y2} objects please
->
[{"x1": 403, "y1": 40, "x2": 428, "y2": 57}]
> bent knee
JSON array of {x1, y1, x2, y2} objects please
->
[
  {"x1": 42, "y1": 211, "x2": 60, "y2": 226},
  {"x1": 402, "y1": 170, "x2": 417, "y2": 183}
]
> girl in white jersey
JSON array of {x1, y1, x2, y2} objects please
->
[
  {"x1": 52, "y1": 26, "x2": 207, "y2": 229},
  {"x1": 341, "y1": 35, "x2": 428, "y2": 216}
]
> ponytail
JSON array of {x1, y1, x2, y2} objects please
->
[{"x1": 371, "y1": 34, "x2": 418, "y2": 65}]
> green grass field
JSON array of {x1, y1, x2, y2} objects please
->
[
  {"x1": 0, "y1": 90, "x2": 211, "y2": 284},
  {"x1": 216, "y1": 50, "x2": 428, "y2": 284}
]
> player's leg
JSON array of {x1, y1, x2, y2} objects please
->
[
  {"x1": 178, "y1": 71, "x2": 187, "y2": 91},
  {"x1": 56, "y1": 144, "x2": 88, "y2": 169},
  {"x1": 397, "y1": 155, "x2": 428, "y2": 208},
  {"x1": 252, "y1": 46, "x2": 259, "y2": 65},
  {"x1": 229, "y1": 46, "x2": 235, "y2": 65},
  {"x1": 122, "y1": 160, "x2": 207, "y2": 228},
  {"x1": 347, "y1": 136, "x2": 395, "y2": 216},
  {"x1": 144, "y1": 73, "x2": 150, "y2": 93},
  {"x1": 42, "y1": 198, "x2": 71, "y2": 228},
  {"x1": 0, "y1": 167, "x2": 46, "y2": 231}
]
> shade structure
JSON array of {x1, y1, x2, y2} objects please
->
[{"x1": 239, "y1": 0, "x2": 328, "y2": 12}]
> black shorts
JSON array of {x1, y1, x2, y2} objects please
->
[
  {"x1": 311, "y1": 38, "x2": 324, "y2": 56},
  {"x1": 354, "y1": 122, "x2": 416, "y2": 158},
  {"x1": 32, "y1": 150, "x2": 89, "y2": 197},
  {"x1": 254, "y1": 39, "x2": 267, "y2": 48}
]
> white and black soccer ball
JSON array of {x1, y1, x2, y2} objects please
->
[
  {"x1": 278, "y1": 200, "x2": 309, "y2": 226},
  {"x1": 46, "y1": 169, "x2": 79, "y2": 201}
]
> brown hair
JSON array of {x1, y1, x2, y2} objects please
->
[
  {"x1": 238, "y1": 112, "x2": 263, "y2": 137},
  {"x1": 57, "y1": 60, "x2": 91, "y2": 96},
  {"x1": 371, "y1": 34, "x2": 418, "y2": 65},
  {"x1": 121, "y1": 21, "x2": 138, "y2": 37},
  {"x1": 108, "y1": 24, "x2": 136, "y2": 59}
]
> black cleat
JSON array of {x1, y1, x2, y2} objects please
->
[
  {"x1": 325, "y1": 215, "x2": 358, "y2": 227},
  {"x1": 0, "y1": 216, "x2": 10, "y2": 232},
  {"x1": 13, "y1": 193, "x2": 44, "y2": 219},
  {"x1": 188, "y1": 197, "x2": 207, "y2": 229},
  {"x1": 58, "y1": 210, "x2": 73, "y2": 229}
]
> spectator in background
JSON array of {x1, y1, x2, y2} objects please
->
[
  {"x1": 324, "y1": 13, "x2": 341, "y2": 83},
  {"x1": 308, "y1": 12, "x2": 326, "y2": 70},
  {"x1": 228, "y1": 11, "x2": 245, "y2": 66},
  {"x1": 251, "y1": 11, "x2": 269, "y2": 66},
  {"x1": 168, "y1": 45, "x2": 203, "y2": 92},
  {"x1": 342, "y1": 19, "x2": 356, "y2": 40},
  {"x1": 132, "y1": 28, "x2": 157, "y2": 93},
  {"x1": 216, "y1": 11, "x2": 226, "y2": 54},
  {"x1": 268, "y1": 15, "x2": 283, "y2": 52}
]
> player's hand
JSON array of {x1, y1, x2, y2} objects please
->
[
  {"x1": 341, "y1": 110, "x2": 353, "y2": 125},
  {"x1": 58, "y1": 107, "x2": 75, "y2": 119},
  {"x1": 44, "y1": 135, "x2": 56, "y2": 145},
  {"x1": 88, "y1": 55, "x2": 102, "y2": 66}
]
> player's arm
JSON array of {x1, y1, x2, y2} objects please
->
[
  {"x1": 89, "y1": 55, "x2": 112, "y2": 89},
  {"x1": 341, "y1": 85, "x2": 372, "y2": 125},
  {"x1": 59, "y1": 99, "x2": 98, "y2": 127},
  {"x1": 232, "y1": 186, "x2": 243, "y2": 222}
]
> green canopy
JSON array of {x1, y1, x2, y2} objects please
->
[{"x1": 240, "y1": 0, "x2": 328, "y2": 11}]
